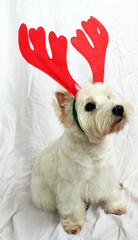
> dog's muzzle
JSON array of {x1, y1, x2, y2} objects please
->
[{"x1": 112, "y1": 105, "x2": 124, "y2": 117}]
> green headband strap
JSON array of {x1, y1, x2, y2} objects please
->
[{"x1": 72, "y1": 99, "x2": 85, "y2": 133}]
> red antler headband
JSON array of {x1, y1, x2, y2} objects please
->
[{"x1": 18, "y1": 16, "x2": 109, "y2": 97}]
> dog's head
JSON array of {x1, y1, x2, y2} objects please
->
[{"x1": 54, "y1": 83, "x2": 132, "y2": 143}]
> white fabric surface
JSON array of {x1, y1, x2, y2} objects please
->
[{"x1": 0, "y1": 0, "x2": 138, "y2": 239}]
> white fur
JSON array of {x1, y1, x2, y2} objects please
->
[{"x1": 31, "y1": 83, "x2": 132, "y2": 234}]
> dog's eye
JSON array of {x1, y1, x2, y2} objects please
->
[{"x1": 85, "y1": 103, "x2": 96, "y2": 112}]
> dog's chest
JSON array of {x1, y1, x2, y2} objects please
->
[
  {"x1": 59, "y1": 145, "x2": 115, "y2": 184},
  {"x1": 57, "y1": 134, "x2": 116, "y2": 196}
]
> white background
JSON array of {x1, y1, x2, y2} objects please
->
[{"x1": 0, "y1": 0, "x2": 138, "y2": 239}]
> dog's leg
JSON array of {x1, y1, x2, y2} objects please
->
[
  {"x1": 101, "y1": 190, "x2": 126, "y2": 215},
  {"x1": 60, "y1": 202, "x2": 85, "y2": 234},
  {"x1": 56, "y1": 185, "x2": 85, "y2": 234},
  {"x1": 31, "y1": 175, "x2": 56, "y2": 212}
]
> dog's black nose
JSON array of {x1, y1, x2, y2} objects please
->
[{"x1": 112, "y1": 105, "x2": 124, "y2": 117}]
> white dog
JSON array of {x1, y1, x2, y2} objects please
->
[{"x1": 31, "y1": 83, "x2": 132, "y2": 234}]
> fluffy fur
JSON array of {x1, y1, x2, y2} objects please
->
[{"x1": 31, "y1": 83, "x2": 132, "y2": 234}]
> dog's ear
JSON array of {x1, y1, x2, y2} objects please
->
[
  {"x1": 55, "y1": 91, "x2": 73, "y2": 110},
  {"x1": 54, "y1": 90, "x2": 75, "y2": 128}
]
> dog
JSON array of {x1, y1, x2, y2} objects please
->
[{"x1": 31, "y1": 82, "x2": 132, "y2": 234}]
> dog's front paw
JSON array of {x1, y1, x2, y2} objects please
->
[
  {"x1": 104, "y1": 203, "x2": 127, "y2": 215},
  {"x1": 64, "y1": 224, "x2": 82, "y2": 234}
]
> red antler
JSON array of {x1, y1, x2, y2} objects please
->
[
  {"x1": 71, "y1": 16, "x2": 109, "y2": 84},
  {"x1": 18, "y1": 24, "x2": 79, "y2": 96}
]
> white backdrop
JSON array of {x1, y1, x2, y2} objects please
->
[{"x1": 0, "y1": 0, "x2": 138, "y2": 239}]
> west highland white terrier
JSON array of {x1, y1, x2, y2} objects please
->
[{"x1": 31, "y1": 82, "x2": 132, "y2": 234}]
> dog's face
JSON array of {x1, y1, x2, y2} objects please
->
[{"x1": 54, "y1": 83, "x2": 132, "y2": 143}]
